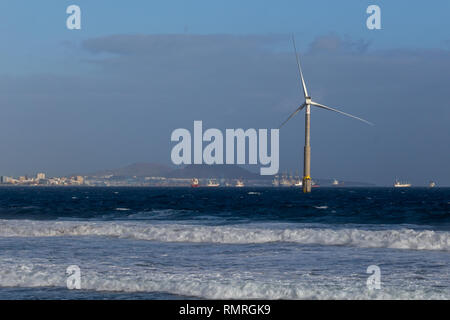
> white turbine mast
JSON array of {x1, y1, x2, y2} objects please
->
[{"x1": 280, "y1": 35, "x2": 373, "y2": 193}]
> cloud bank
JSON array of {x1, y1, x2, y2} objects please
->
[{"x1": 0, "y1": 33, "x2": 449, "y2": 185}]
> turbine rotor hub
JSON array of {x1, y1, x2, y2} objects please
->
[{"x1": 305, "y1": 96, "x2": 312, "y2": 105}]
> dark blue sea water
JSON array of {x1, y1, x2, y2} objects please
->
[{"x1": 0, "y1": 187, "x2": 449, "y2": 299}]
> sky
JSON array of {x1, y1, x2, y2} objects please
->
[{"x1": 0, "y1": 0, "x2": 449, "y2": 186}]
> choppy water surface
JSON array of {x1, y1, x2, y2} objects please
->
[{"x1": 0, "y1": 187, "x2": 448, "y2": 299}]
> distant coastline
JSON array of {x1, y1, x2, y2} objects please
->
[{"x1": 0, "y1": 162, "x2": 379, "y2": 188}]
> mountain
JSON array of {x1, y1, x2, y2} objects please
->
[
  {"x1": 166, "y1": 164, "x2": 263, "y2": 179},
  {"x1": 90, "y1": 162, "x2": 173, "y2": 177},
  {"x1": 89, "y1": 163, "x2": 262, "y2": 179},
  {"x1": 87, "y1": 162, "x2": 374, "y2": 185}
]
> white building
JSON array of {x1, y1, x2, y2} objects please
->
[{"x1": 36, "y1": 173, "x2": 46, "y2": 180}]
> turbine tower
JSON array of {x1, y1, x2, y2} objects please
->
[{"x1": 280, "y1": 36, "x2": 373, "y2": 193}]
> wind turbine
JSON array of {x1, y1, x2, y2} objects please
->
[{"x1": 280, "y1": 36, "x2": 373, "y2": 193}]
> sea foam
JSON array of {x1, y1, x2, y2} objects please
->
[
  {"x1": 0, "y1": 261, "x2": 448, "y2": 300},
  {"x1": 0, "y1": 220, "x2": 449, "y2": 251}
]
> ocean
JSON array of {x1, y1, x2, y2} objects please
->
[{"x1": 0, "y1": 187, "x2": 448, "y2": 299}]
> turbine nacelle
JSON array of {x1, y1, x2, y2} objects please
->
[{"x1": 305, "y1": 96, "x2": 312, "y2": 105}]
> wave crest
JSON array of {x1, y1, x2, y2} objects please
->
[
  {"x1": 1, "y1": 220, "x2": 449, "y2": 251},
  {"x1": 1, "y1": 263, "x2": 448, "y2": 299}
]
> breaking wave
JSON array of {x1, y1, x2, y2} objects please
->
[
  {"x1": 0, "y1": 220, "x2": 449, "y2": 251},
  {"x1": 0, "y1": 262, "x2": 448, "y2": 300}
]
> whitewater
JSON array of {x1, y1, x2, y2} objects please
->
[
  {"x1": 1, "y1": 220, "x2": 449, "y2": 251},
  {"x1": 0, "y1": 187, "x2": 448, "y2": 299}
]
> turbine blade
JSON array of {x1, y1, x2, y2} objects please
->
[
  {"x1": 310, "y1": 101, "x2": 374, "y2": 126},
  {"x1": 292, "y1": 35, "x2": 308, "y2": 98},
  {"x1": 279, "y1": 103, "x2": 306, "y2": 128}
]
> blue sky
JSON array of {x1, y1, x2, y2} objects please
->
[
  {"x1": 1, "y1": 1, "x2": 449, "y2": 44},
  {"x1": 1, "y1": 0, "x2": 449, "y2": 74},
  {"x1": 0, "y1": 1, "x2": 449, "y2": 185}
]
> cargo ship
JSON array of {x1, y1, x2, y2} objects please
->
[
  {"x1": 394, "y1": 180, "x2": 411, "y2": 188},
  {"x1": 191, "y1": 178, "x2": 199, "y2": 187},
  {"x1": 207, "y1": 179, "x2": 220, "y2": 187},
  {"x1": 235, "y1": 179, "x2": 245, "y2": 187}
]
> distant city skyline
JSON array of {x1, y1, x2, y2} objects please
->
[
  {"x1": 0, "y1": 162, "x2": 440, "y2": 187},
  {"x1": 0, "y1": 1, "x2": 449, "y2": 186},
  {"x1": 0, "y1": 163, "x2": 379, "y2": 187}
]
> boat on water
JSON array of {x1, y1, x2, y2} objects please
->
[
  {"x1": 207, "y1": 179, "x2": 220, "y2": 187},
  {"x1": 429, "y1": 181, "x2": 436, "y2": 188},
  {"x1": 280, "y1": 173, "x2": 292, "y2": 187},
  {"x1": 191, "y1": 178, "x2": 199, "y2": 187},
  {"x1": 293, "y1": 171, "x2": 302, "y2": 187},
  {"x1": 394, "y1": 181, "x2": 411, "y2": 188},
  {"x1": 332, "y1": 179, "x2": 339, "y2": 186},
  {"x1": 293, "y1": 179, "x2": 302, "y2": 187},
  {"x1": 272, "y1": 175, "x2": 280, "y2": 187},
  {"x1": 235, "y1": 179, "x2": 245, "y2": 187},
  {"x1": 273, "y1": 172, "x2": 302, "y2": 187}
]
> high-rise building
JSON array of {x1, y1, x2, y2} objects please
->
[
  {"x1": 36, "y1": 173, "x2": 46, "y2": 180},
  {"x1": 1, "y1": 176, "x2": 12, "y2": 183},
  {"x1": 75, "y1": 176, "x2": 84, "y2": 184}
]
